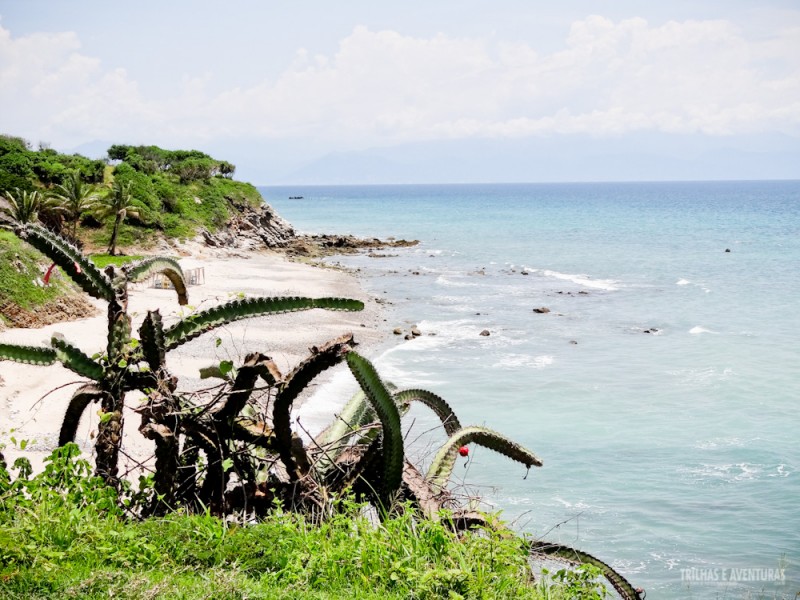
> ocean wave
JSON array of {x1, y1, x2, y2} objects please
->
[
  {"x1": 492, "y1": 354, "x2": 554, "y2": 370},
  {"x1": 666, "y1": 366, "x2": 733, "y2": 385},
  {"x1": 693, "y1": 437, "x2": 752, "y2": 450},
  {"x1": 677, "y1": 462, "x2": 788, "y2": 483},
  {"x1": 689, "y1": 326, "x2": 717, "y2": 334},
  {"x1": 435, "y1": 275, "x2": 483, "y2": 288},
  {"x1": 552, "y1": 496, "x2": 595, "y2": 511},
  {"x1": 540, "y1": 269, "x2": 619, "y2": 291}
]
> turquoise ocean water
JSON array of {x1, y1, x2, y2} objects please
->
[{"x1": 263, "y1": 182, "x2": 799, "y2": 599}]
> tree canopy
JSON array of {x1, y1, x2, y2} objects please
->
[{"x1": 106, "y1": 144, "x2": 235, "y2": 182}]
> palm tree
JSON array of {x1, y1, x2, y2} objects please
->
[
  {"x1": 0, "y1": 188, "x2": 60, "y2": 226},
  {"x1": 50, "y1": 171, "x2": 97, "y2": 240},
  {"x1": 95, "y1": 180, "x2": 140, "y2": 255}
]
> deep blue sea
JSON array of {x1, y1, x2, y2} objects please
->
[{"x1": 262, "y1": 181, "x2": 799, "y2": 599}]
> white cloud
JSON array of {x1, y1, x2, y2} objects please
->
[{"x1": 1, "y1": 14, "x2": 798, "y2": 151}]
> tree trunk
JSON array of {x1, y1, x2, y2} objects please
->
[{"x1": 108, "y1": 213, "x2": 122, "y2": 255}]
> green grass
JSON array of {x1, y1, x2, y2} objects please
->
[
  {"x1": 87, "y1": 253, "x2": 145, "y2": 268},
  {"x1": 0, "y1": 445, "x2": 593, "y2": 600},
  {"x1": 0, "y1": 230, "x2": 72, "y2": 311}
]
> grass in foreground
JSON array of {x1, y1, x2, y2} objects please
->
[{"x1": 0, "y1": 446, "x2": 602, "y2": 600}]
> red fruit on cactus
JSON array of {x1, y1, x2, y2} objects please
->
[{"x1": 458, "y1": 445, "x2": 469, "y2": 457}]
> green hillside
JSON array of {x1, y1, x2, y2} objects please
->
[{"x1": 0, "y1": 136, "x2": 264, "y2": 250}]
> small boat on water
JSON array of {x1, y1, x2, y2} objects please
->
[{"x1": 288, "y1": 195, "x2": 304, "y2": 200}]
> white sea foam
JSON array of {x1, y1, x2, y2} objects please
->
[
  {"x1": 540, "y1": 269, "x2": 619, "y2": 290},
  {"x1": 293, "y1": 368, "x2": 360, "y2": 440},
  {"x1": 676, "y1": 278, "x2": 691, "y2": 285},
  {"x1": 435, "y1": 275, "x2": 481, "y2": 288},
  {"x1": 667, "y1": 366, "x2": 733, "y2": 385},
  {"x1": 693, "y1": 437, "x2": 750, "y2": 450},
  {"x1": 680, "y1": 462, "x2": 763, "y2": 483},
  {"x1": 492, "y1": 354, "x2": 554, "y2": 370},
  {"x1": 689, "y1": 326, "x2": 717, "y2": 334},
  {"x1": 769, "y1": 464, "x2": 792, "y2": 478}
]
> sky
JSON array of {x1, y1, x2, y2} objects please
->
[{"x1": 1, "y1": 1, "x2": 799, "y2": 184}]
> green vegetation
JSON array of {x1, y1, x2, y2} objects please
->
[
  {"x1": 50, "y1": 170, "x2": 99, "y2": 240},
  {"x1": 87, "y1": 254, "x2": 145, "y2": 268},
  {"x1": 0, "y1": 136, "x2": 265, "y2": 323},
  {"x1": 0, "y1": 227, "x2": 643, "y2": 599},
  {"x1": 94, "y1": 180, "x2": 140, "y2": 255},
  {"x1": 0, "y1": 445, "x2": 606, "y2": 600},
  {"x1": 0, "y1": 230, "x2": 69, "y2": 315},
  {"x1": 0, "y1": 188, "x2": 60, "y2": 225},
  {"x1": 0, "y1": 149, "x2": 644, "y2": 598},
  {"x1": 0, "y1": 224, "x2": 361, "y2": 488},
  {"x1": 0, "y1": 135, "x2": 104, "y2": 195},
  {"x1": 0, "y1": 135, "x2": 264, "y2": 254}
]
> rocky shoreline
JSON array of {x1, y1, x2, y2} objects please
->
[{"x1": 200, "y1": 202, "x2": 418, "y2": 257}]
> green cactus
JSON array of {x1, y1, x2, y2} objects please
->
[
  {"x1": 0, "y1": 343, "x2": 57, "y2": 366},
  {"x1": 50, "y1": 335, "x2": 105, "y2": 381},
  {"x1": 273, "y1": 334, "x2": 354, "y2": 480},
  {"x1": 163, "y1": 296, "x2": 363, "y2": 351},
  {"x1": 16, "y1": 223, "x2": 113, "y2": 301},
  {"x1": 58, "y1": 384, "x2": 105, "y2": 446},
  {"x1": 138, "y1": 310, "x2": 166, "y2": 373},
  {"x1": 0, "y1": 226, "x2": 364, "y2": 487},
  {"x1": 529, "y1": 541, "x2": 644, "y2": 600},
  {"x1": 124, "y1": 257, "x2": 188, "y2": 306},
  {"x1": 393, "y1": 388, "x2": 461, "y2": 435},
  {"x1": 345, "y1": 352, "x2": 404, "y2": 503},
  {"x1": 426, "y1": 426, "x2": 543, "y2": 492}
]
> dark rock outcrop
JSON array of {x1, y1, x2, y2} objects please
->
[
  {"x1": 201, "y1": 204, "x2": 296, "y2": 250},
  {"x1": 202, "y1": 203, "x2": 418, "y2": 257}
]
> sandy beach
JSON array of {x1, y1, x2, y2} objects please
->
[{"x1": 0, "y1": 248, "x2": 388, "y2": 474}]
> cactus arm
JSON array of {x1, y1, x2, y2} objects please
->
[
  {"x1": 393, "y1": 389, "x2": 462, "y2": 436},
  {"x1": 316, "y1": 389, "x2": 372, "y2": 446},
  {"x1": 273, "y1": 334, "x2": 354, "y2": 480},
  {"x1": 50, "y1": 335, "x2": 104, "y2": 381},
  {"x1": 0, "y1": 342, "x2": 57, "y2": 365},
  {"x1": 16, "y1": 223, "x2": 113, "y2": 301},
  {"x1": 316, "y1": 381, "x2": 402, "y2": 448},
  {"x1": 217, "y1": 352, "x2": 282, "y2": 421},
  {"x1": 529, "y1": 541, "x2": 644, "y2": 600},
  {"x1": 346, "y1": 352, "x2": 404, "y2": 501},
  {"x1": 163, "y1": 296, "x2": 364, "y2": 351},
  {"x1": 124, "y1": 257, "x2": 188, "y2": 305},
  {"x1": 59, "y1": 384, "x2": 105, "y2": 446},
  {"x1": 138, "y1": 310, "x2": 166, "y2": 372},
  {"x1": 426, "y1": 426, "x2": 542, "y2": 492}
]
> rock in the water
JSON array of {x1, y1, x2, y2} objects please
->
[
  {"x1": 404, "y1": 334, "x2": 414, "y2": 341},
  {"x1": 533, "y1": 307, "x2": 550, "y2": 314},
  {"x1": 393, "y1": 327, "x2": 403, "y2": 335},
  {"x1": 479, "y1": 329, "x2": 491, "y2": 336},
  {"x1": 411, "y1": 326, "x2": 421, "y2": 337}
]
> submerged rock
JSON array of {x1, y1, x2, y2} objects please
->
[{"x1": 533, "y1": 307, "x2": 550, "y2": 314}]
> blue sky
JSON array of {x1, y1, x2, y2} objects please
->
[{"x1": 1, "y1": 1, "x2": 798, "y2": 183}]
